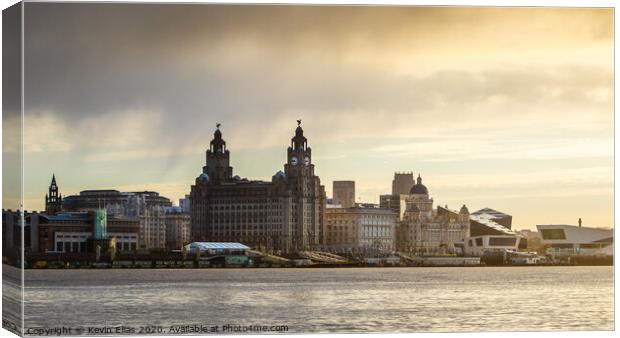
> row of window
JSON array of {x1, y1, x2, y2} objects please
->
[{"x1": 54, "y1": 241, "x2": 138, "y2": 253}]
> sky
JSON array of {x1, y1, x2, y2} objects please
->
[{"x1": 4, "y1": 4, "x2": 613, "y2": 230}]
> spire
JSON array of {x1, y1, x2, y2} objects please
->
[
  {"x1": 45, "y1": 173, "x2": 62, "y2": 214},
  {"x1": 417, "y1": 173, "x2": 422, "y2": 185}
]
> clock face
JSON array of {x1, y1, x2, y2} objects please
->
[
  {"x1": 304, "y1": 156, "x2": 310, "y2": 166},
  {"x1": 290, "y1": 156, "x2": 298, "y2": 165}
]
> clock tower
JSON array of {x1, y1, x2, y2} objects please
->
[
  {"x1": 190, "y1": 119, "x2": 326, "y2": 253},
  {"x1": 284, "y1": 120, "x2": 314, "y2": 178},
  {"x1": 281, "y1": 120, "x2": 325, "y2": 251},
  {"x1": 204, "y1": 124, "x2": 233, "y2": 183}
]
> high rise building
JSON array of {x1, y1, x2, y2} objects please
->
[
  {"x1": 62, "y1": 190, "x2": 171, "y2": 249},
  {"x1": 190, "y1": 122, "x2": 327, "y2": 253},
  {"x1": 391, "y1": 172, "x2": 415, "y2": 195},
  {"x1": 379, "y1": 194, "x2": 409, "y2": 220},
  {"x1": 380, "y1": 172, "x2": 420, "y2": 221},
  {"x1": 2, "y1": 209, "x2": 140, "y2": 254},
  {"x1": 332, "y1": 181, "x2": 355, "y2": 208},
  {"x1": 179, "y1": 195, "x2": 191, "y2": 213},
  {"x1": 164, "y1": 206, "x2": 191, "y2": 249}
]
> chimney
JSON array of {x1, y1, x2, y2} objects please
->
[{"x1": 578, "y1": 218, "x2": 582, "y2": 227}]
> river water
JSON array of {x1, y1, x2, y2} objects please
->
[{"x1": 3, "y1": 265, "x2": 614, "y2": 334}]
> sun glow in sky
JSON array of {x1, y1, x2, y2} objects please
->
[{"x1": 4, "y1": 4, "x2": 613, "y2": 230}]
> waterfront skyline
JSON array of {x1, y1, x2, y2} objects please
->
[{"x1": 5, "y1": 4, "x2": 613, "y2": 230}]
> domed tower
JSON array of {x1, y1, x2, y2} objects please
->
[
  {"x1": 45, "y1": 174, "x2": 62, "y2": 214},
  {"x1": 284, "y1": 120, "x2": 314, "y2": 179},
  {"x1": 409, "y1": 173, "x2": 429, "y2": 196},
  {"x1": 202, "y1": 124, "x2": 233, "y2": 184},
  {"x1": 407, "y1": 174, "x2": 433, "y2": 220},
  {"x1": 404, "y1": 203, "x2": 421, "y2": 222}
]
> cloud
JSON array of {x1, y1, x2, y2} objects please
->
[
  {"x1": 17, "y1": 4, "x2": 613, "y2": 227},
  {"x1": 2, "y1": 115, "x2": 22, "y2": 153},
  {"x1": 23, "y1": 108, "x2": 165, "y2": 157},
  {"x1": 369, "y1": 136, "x2": 613, "y2": 162},
  {"x1": 22, "y1": 63, "x2": 613, "y2": 155},
  {"x1": 22, "y1": 5, "x2": 612, "y2": 149}
]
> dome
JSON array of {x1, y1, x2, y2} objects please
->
[
  {"x1": 410, "y1": 184, "x2": 428, "y2": 195},
  {"x1": 197, "y1": 172, "x2": 209, "y2": 182},
  {"x1": 274, "y1": 170, "x2": 286, "y2": 178},
  {"x1": 410, "y1": 173, "x2": 429, "y2": 195}
]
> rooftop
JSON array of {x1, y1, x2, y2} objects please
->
[
  {"x1": 470, "y1": 214, "x2": 517, "y2": 236},
  {"x1": 40, "y1": 212, "x2": 90, "y2": 221},
  {"x1": 186, "y1": 242, "x2": 250, "y2": 250},
  {"x1": 471, "y1": 208, "x2": 511, "y2": 218}
]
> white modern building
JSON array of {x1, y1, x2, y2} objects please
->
[
  {"x1": 463, "y1": 235, "x2": 522, "y2": 256},
  {"x1": 536, "y1": 224, "x2": 613, "y2": 257}
]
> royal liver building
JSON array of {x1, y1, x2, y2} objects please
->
[{"x1": 190, "y1": 122, "x2": 327, "y2": 253}]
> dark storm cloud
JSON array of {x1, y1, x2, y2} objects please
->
[
  {"x1": 22, "y1": 3, "x2": 612, "y2": 150},
  {"x1": 17, "y1": 4, "x2": 614, "y2": 228}
]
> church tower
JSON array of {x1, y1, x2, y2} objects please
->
[
  {"x1": 45, "y1": 174, "x2": 62, "y2": 214},
  {"x1": 204, "y1": 124, "x2": 233, "y2": 184}
]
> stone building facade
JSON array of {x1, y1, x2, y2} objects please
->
[
  {"x1": 62, "y1": 189, "x2": 171, "y2": 249},
  {"x1": 2, "y1": 209, "x2": 140, "y2": 254},
  {"x1": 391, "y1": 172, "x2": 415, "y2": 195},
  {"x1": 190, "y1": 122, "x2": 327, "y2": 253},
  {"x1": 324, "y1": 205, "x2": 397, "y2": 252},
  {"x1": 332, "y1": 181, "x2": 355, "y2": 208},
  {"x1": 164, "y1": 206, "x2": 191, "y2": 249},
  {"x1": 396, "y1": 175, "x2": 470, "y2": 255}
]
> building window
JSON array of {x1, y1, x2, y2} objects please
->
[
  {"x1": 475, "y1": 238, "x2": 483, "y2": 246},
  {"x1": 488, "y1": 237, "x2": 517, "y2": 246},
  {"x1": 540, "y1": 229, "x2": 566, "y2": 240}
]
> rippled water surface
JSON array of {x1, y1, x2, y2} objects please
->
[{"x1": 6, "y1": 266, "x2": 615, "y2": 333}]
